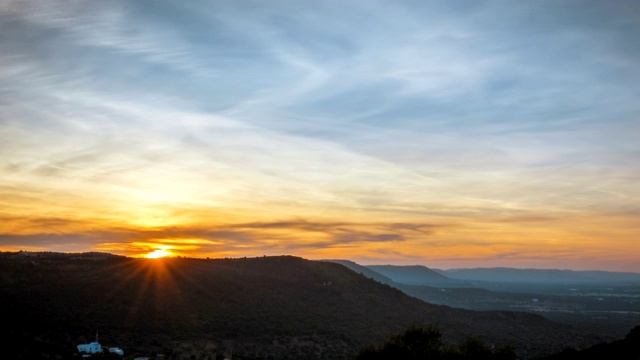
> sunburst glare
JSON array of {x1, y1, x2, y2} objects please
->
[{"x1": 145, "y1": 248, "x2": 173, "y2": 259}]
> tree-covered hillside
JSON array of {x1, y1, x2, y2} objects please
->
[{"x1": 0, "y1": 252, "x2": 604, "y2": 359}]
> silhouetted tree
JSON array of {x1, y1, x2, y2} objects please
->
[
  {"x1": 356, "y1": 325, "x2": 517, "y2": 360},
  {"x1": 356, "y1": 325, "x2": 443, "y2": 360},
  {"x1": 459, "y1": 336, "x2": 492, "y2": 360}
]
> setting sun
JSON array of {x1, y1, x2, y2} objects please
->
[{"x1": 146, "y1": 248, "x2": 173, "y2": 259}]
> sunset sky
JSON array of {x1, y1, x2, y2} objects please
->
[{"x1": 1, "y1": 0, "x2": 639, "y2": 271}]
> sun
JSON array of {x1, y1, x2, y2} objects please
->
[{"x1": 145, "y1": 248, "x2": 173, "y2": 259}]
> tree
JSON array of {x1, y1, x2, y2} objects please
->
[
  {"x1": 356, "y1": 325, "x2": 444, "y2": 360},
  {"x1": 355, "y1": 325, "x2": 517, "y2": 360}
]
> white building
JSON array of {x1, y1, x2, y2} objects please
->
[{"x1": 77, "y1": 341, "x2": 103, "y2": 354}]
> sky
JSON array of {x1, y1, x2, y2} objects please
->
[{"x1": 1, "y1": 0, "x2": 639, "y2": 271}]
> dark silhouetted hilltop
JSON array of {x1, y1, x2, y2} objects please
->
[
  {"x1": 0, "y1": 252, "x2": 605, "y2": 359},
  {"x1": 541, "y1": 326, "x2": 640, "y2": 360}
]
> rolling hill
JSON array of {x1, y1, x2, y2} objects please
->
[
  {"x1": 325, "y1": 259, "x2": 395, "y2": 285},
  {"x1": 0, "y1": 252, "x2": 604, "y2": 359},
  {"x1": 368, "y1": 264, "x2": 470, "y2": 287}
]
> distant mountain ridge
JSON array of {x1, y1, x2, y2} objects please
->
[
  {"x1": 335, "y1": 260, "x2": 640, "y2": 285},
  {"x1": 367, "y1": 264, "x2": 469, "y2": 287},
  {"x1": 323, "y1": 260, "x2": 395, "y2": 285}
]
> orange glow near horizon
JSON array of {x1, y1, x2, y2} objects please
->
[{"x1": 1, "y1": 209, "x2": 640, "y2": 271}]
